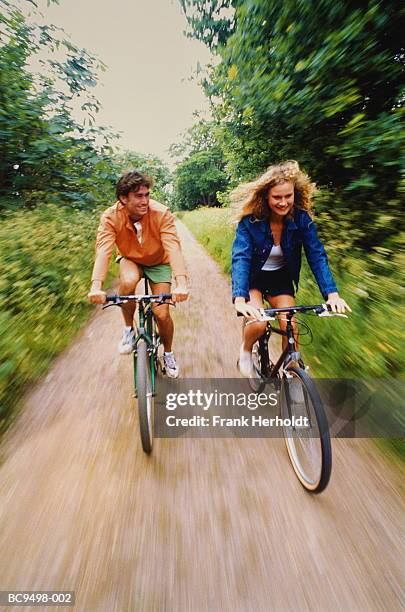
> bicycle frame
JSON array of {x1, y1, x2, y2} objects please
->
[
  {"x1": 133, "y1": 279, "x2": 159, "y2": 396},
  {"x1": 103, "y1": 286, "x2": 174, "y2": 454},
  {"x1": 104, "y1": 285, "x2": 173, "y2": 398},
  {"x1": 253, "y1": 312, "x2": 302, "y2": 380},
  {"x1": 268, "y1": 314, "x2": 302, "y2": 377}
]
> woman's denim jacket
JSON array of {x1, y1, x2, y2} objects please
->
[{"x1": 232, "y1": 208, "x2": 338, "y2": 301}]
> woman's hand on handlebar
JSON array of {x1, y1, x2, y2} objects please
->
[
  {"x1": 234, "y1": 297, "x2": 262, "y2": 320},
  {"x1": 326, "y1": 292, "x2": 352, "y2": 314}
]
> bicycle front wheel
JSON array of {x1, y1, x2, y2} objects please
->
[
  {"x1": 281, "y1": 366, "x2": 331, "y2": 493},
  {"x1": 135, "y1": 339, "x2": 154, "y2": 454}
]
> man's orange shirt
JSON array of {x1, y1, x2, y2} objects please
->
[{"x1": 91, "y1": 199, "x2": 187, "y2": 283}]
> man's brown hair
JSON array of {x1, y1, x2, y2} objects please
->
[{"x1": 116, "y1": 170, "x2": 154, "y2": 201}]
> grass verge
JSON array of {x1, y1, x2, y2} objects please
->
[{"x1": 0, "y1": 204, "x2": 110, "y2": 432}]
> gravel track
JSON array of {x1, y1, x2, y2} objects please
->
[{"x1": 0, "y1": 221, "x2": 403, "y2": 611}]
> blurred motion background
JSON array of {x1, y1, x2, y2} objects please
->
[
  {"x1": 0, "y1": 2, "x2": 404, "y2": 610},
  {"x1": 0, "y1": 0, "x2": 403, "y2": 460}
]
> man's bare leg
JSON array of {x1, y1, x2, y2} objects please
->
[
  {"x1": 149, "y1": 281, "x2": 173, "y2": 352},
  {"x1": 119, "y1": 259, "x2": 142, "y2": 327}
]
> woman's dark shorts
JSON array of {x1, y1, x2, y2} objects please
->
[{"x1": 250, "y1": 267, "x2": 295, "y2": 298}]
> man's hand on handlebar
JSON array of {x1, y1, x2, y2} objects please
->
[
  {"x1": 88, "y1": 281, "x2": 107, "y2": 304},
  {"x1": 88, "y1": 289, "x2": 107, "y2": 304},
  {"x1": 172, "y1": 276, "x2": 189, "y2": 303},
  {"x1": 234, "y1": 297, "x2": 262, "y2": 320}
]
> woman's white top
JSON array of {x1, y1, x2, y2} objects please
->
[{"x1": 261, "y1": 244, "x2": 285, "y2": 271}]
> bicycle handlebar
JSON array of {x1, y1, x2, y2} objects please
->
[
  {"x1": 106, "y1": 294, "x2": 172, "y2": 302},
  {"x1": 237, "y1": 303, "x2": 348, "y2": 319},
  {"x1": 263, "y1": 304, "x2": 330, "y2": 316},
  {"x1": 103, "y1": 294, "x2": 174, "y2": 309}
]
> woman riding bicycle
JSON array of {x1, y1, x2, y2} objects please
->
[{"x1": 231, "y1": 160, "x2": 351, "y2": 378}]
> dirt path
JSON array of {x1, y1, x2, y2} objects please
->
[{"x1": 0, "y1": 221, "x2": 404, "y2": 611}]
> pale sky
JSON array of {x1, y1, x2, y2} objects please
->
[{"x1": 32, "y1": 0, "x2": 212, "y2": 164}]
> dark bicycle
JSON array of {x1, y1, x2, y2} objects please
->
[
  {"x1": 103, "y1": 279, "x2": 174, "y2": 454},
  {"x1": 242, "y1": 303, "x2": 347, "y2": 493}
]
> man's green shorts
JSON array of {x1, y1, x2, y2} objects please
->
[{"x1": 116, "y1": 256, "x2": 172, "y2": 284}]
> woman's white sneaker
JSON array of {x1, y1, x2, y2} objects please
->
[
  {"x1": 118, "y1": 327, "x2": 135, "y2": 354},
  {"x1": 238, "y1": 345, "x2": 255, "y2": 378}
]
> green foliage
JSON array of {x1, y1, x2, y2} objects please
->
[
  {"x1": 180, "y1": 206, "x2": 235, "y2": 272},
  {"x1": 0, "y1": 0, "x2": 118, "y2": 212},
  {"x1": 114, "y1": 151, "x2": 172, "y2": 205},
  {"x1": 169, "y1": 117, "x2": 220, "y2": 162},
  {"x1": 181, "y1": 0, "x2": 404, "y2": 250},
  {"x1": 0, "y1": 204, "x2": 105, "y2": 429},
  {"x1": 179, "y1": 2, "x2": 405, "y2": 461},
  {"x1": 171, "y1": 118, "x2": 229, "y2": 210},
  {"x1": 173, "y1": 148, "x2": 228, "y2": 210},
  {"x1": 180, "y1": 0, "x2": 236, "y2": 50},
  {"x1": 0, "y1": 3, "x2": 178, "y2": 438}
]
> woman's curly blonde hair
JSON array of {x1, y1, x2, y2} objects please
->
[{"x1": 230, "y1": 160, "x2": 316, "y2": 222}]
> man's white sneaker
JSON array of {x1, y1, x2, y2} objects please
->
[
  {"x1": 163, "y1": 352, "x2": 179, "y2": 378},
  {"x1": 238, "y1": 345, "x2": 256, "y2": 378},
  {"x1": 118, "y1": 327, "x2": 135, "y2": 354}
]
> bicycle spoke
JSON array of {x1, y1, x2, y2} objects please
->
[{"x1": 281, "y1": 368, "x2": 331, "y2": 492}]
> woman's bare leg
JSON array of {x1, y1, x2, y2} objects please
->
[
  {"x1": 242, "y1": 289, "x2": 268, "y2": 351},
  {"x1": 268, "y1": 294, "x2": 297, "y2": 352}
]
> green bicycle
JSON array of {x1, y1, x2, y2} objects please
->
[{"x1": 104, "y1": 281, "x2": 174, "y2": 454}]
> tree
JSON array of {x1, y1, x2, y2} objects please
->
[
  {"x1": 179, "y1": 0, "x2": 237, "y2": 50},
  {"x1": 180, "y1": 0, "x2": 404, "y2": 249},
  {"x1": 169, "y1": 117, "x2": 219, "y2": 163},
  {"x1": 114, "y1": 151, "x2": 172, "y2": 205},
  {"x1": 170, "y1": 117, "x2": 228, "y2": 209},
  {"x1": 173, "y1": 148, "x2": 228, "y2": 210},
  {"x1": 0, "y1": 0, "x2": 117, "y2": 211}
]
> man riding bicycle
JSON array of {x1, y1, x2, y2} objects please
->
[{"x1": 88, "y1": 170, "x2": 189, "y2": 378}]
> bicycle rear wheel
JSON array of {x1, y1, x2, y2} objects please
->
[
  {"x1": 135, "y1": 339, "x2": 154, "y2": 454},
  {"x1": 281, "y1": 366, "x2": 331, "y2": 493}
]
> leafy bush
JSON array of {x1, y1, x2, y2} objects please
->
[{"x1": 0, "y1": 204, "x2": 105, "y2": 429}]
